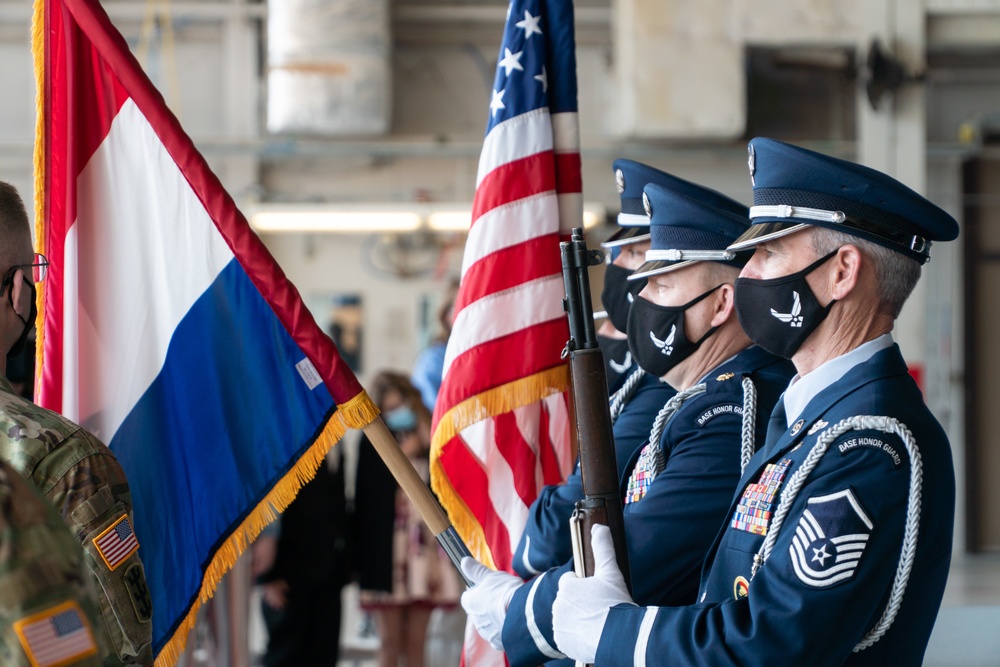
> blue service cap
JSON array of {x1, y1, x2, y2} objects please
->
[
  {"x1": 728, "y1": 137, "x2": 959, "y2": 264},
  {"x1": 629, "y1": 183, "x2": 751, "y2": 281},
  {"x1": 602, "y1": 159, "x2": 748, "y2": 249}
]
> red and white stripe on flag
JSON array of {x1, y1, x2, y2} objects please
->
[
  {"x1": 430, "y1": 0, "x2": 580, "y2": 664},
  {"x1": 13, "y1": 601, "x2": 98, "y2": 667}
]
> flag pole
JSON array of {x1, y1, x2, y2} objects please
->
[{"x1": 362, "y1": 417, "x2": 474, "y2": 586}]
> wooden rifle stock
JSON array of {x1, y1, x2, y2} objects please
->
[{"x1": 560, "y1": 227, "x2": 632, "y2": 593}]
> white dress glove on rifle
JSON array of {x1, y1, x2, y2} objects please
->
[
  {"x1": 460, "y1": 556, "x2": 523, "y2": 651},
  {"x1": 553, "y1": 523, "x2": 636, "y2": 663}
]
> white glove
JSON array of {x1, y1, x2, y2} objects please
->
[
  {"x1": 460, "y1": 557, "x2": 523, "y2": 651},
  {"x1": 552, "y1": 524, "x2": 635, "y2": 664}
]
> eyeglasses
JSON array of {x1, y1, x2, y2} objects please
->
[{"x1": 4, "y1": 253, "x2": 49, "y2": 284}]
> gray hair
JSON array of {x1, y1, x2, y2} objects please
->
[{"x1": 810, "y1": 228, "x2": 921, "y2": 319}]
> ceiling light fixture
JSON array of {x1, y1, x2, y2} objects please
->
[{"x1": 249, "y1": 202, "x2": 606, "y2": 233}]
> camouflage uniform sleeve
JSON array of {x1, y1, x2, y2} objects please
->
[
  {"x1": 0, "y1": 460, "x2": 104, "y2": 666},
  {"x1": 37, "y1": 431, "x2": 153, "y2": 666}
]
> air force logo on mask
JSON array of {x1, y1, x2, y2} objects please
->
[
  {"x1": 771, "y1": 291, "x2": 803, "y2": 327},
  {"x1": 789, "y1": 488, "x2": 873, "y2": 588},
  {"x1": 609, "y1": 351, "x2": 633, "y2": 374},
  {"x1": 650, "y1": 324, "x2": 676, "y2": 355}
]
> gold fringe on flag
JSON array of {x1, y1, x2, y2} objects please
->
[
  {"x1": 154, "y1": 390, "x2": 379, "y2": 667},
  {"x1": 30, "y1": 0, "x2": 47, "y2": 391},
  {"x1": 429, "y1": 365, "x2": 570, "y2": 570}
]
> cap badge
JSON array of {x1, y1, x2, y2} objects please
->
[
  {"x1": 615, "y1": 168, "x2": 626, "y2": 194},
  {"x1": 748, "y1": 144, "x2": 756, "y2": 186},
  {"x1": 642, "y1": 191, "x2": 652, "y2": 217}
]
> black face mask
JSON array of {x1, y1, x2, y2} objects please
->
[
  {"x1": 627, "y1": 284, "x2": 722, "y2": 378},
  {"x1": 2, "y1": 274, "x2": 35, "y2": 361},
  {"x1": 597, "y1": 334, "x2": 633, "y2": 390},
  {"x1": 734, "y1": 250, "x2": 838, "y2": 359},
  {"x1": 602, "y1": 262, "x2": 647, "y2": 334}
]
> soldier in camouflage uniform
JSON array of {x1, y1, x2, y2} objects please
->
[
  {"x1": 0, "y1": 457, "x2": 104, "y2": 666},
  {"x1": 0, "y1": 182, "x2": 152, "y2": 665}
]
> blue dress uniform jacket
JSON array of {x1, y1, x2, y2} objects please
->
[
  {"x1": 595, "y1": 344, "x2": 954, "y2": 666},
  {"x1": 503, "y1": 346, "x2": 793, "y2": 667},
  {"x1": 513, "y1": 372, "x2": 675, "y2": 577}
]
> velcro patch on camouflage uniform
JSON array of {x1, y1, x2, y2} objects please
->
[
  {"x1": 13, "y1": 601, "x2": 98, "y2": 667},
  {"x1": 124, "y1": 563, "x2": 153, "y2": 623},
  {"x1": 92, "y1": 514, "x2": 139, "y2": 571}
]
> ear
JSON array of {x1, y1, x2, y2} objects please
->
[
  {"x1": 710, "y1": 283, "x2": 735, "y2": 327},
  {"x1": 829, "y1": 245, "x2": 862, "y2": 300},
  {"x1": 9, "y1": 269, "x2": 29, "y2": 318}
]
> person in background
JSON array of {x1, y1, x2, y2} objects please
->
[
  {"x1": 354, "y1": 371, "x2": 461, "y2": 667},
  {"x1": 411, "y1": 281, "x2": 459, "y2": 413},
  {"x1": 252, "y1": 448, "x2": 350, "y2": 667},
  {"x1": 0, "y1": 181, "x2": 152, "y2": 665}
]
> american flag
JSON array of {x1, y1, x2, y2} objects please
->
[
  {"x1": 93, "y1": 515, "x2": 140, "y2": 571},
  {"x1": 15, "y1": 603, "x2": 97, "y2": 667},
  {"x1": 429, "y1": 0, "x2": 578, "y2": 663}
]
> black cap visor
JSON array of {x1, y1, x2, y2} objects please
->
[
  {"x1": 726, "y1": 221, "x2": 809, "y2": 253},
  {"x1": 602, "y1": 226, "x2": 651, "y2": 249}
]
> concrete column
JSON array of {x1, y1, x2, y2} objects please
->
[{"x1": 857, "y1": 0, "x2": 928, "y2": 367}]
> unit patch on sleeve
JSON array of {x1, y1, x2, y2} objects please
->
[
  {"x1": 696, "y1": 403, "x2": 743, "y2": 427},
  {"x1": 93, "y1": 514, "x2": 140, "y2": 571},
  {"x1": 837, "y1": 434, "x2": 902, "y2": 467},
  {"x1": 13, "y1": 601, "x2": 98, "y2": 667},
  {"x1": 789, "y1": 488, "x2": 873, "y2": 588},
  {"x1": 730, "y1": 458, "x2": 792, "y2": 535}
]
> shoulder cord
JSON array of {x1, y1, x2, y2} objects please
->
[
  {"x1": 749, "y1": 415, "x2": 923, "y2": 652},
  {"x1": 739, "y1": 376, "x2": 758, "y2": 476},
  {"x1": 644, "y1": 383, "x2": 707, "y2": 476},
  {"x1": 609, "y1": 367, "x2": 646, "y2": 425}
]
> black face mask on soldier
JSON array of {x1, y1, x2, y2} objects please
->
[
  {"x1": 733, "y1": 250, "x2": 838, "y2": 360},
  {"x1": 597, "y1": 334, "x2": 633, "y2": 388},
  {"x1": 601, "y1": 262, "x2": 647, "y2": 334},
  {"x1": 2, "y1": 273, "x2": 35, "y2": 361},
  {"x1": 626, "y1": 284, "x2": 722, "y2": 378}
]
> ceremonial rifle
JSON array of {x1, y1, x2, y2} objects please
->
[{"x1": 560, "y1": 227, "x2": 632, "y2": 594}]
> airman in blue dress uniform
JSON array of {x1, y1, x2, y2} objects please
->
[
  {"x1": 514, "y1": 160, "x2": 752, "y2": 578},
  {"x1": 462, "y1": 170, "x2": 793, "y2": 667},
  {"x1": 551, "y1": 137, "x2": 959, "y2": 667}
]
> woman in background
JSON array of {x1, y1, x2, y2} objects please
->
[{"x1": 354, "y1": 371, "x2": 461, "y2": 667}]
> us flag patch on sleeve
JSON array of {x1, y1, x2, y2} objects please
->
[
  {"x1": 93, "y1": 514, "x2": 140, "y2": 571},
  {"x1": 13, "y1": 601, "x2": 98, "y2": 666}
]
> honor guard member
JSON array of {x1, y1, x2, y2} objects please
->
[
  {"x1": 0, "y1": 183, "x2": 152, "y2": 665},
  {"x1": 0, "y1": 459, "x2": 105, "y2": 666},
  {"x1": 513, "y1": 160, "x2": 747, "y2": 578},
  {"x1": 463, "y1": 179, "x2": 793, "y2": 667},
  {"x1": 551, "y1": 138, "x2": 959, "y2": 667}
]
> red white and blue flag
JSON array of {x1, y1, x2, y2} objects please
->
[
  {"x1": 32, "y1": 0, "x2": 379, "y2": 663},
  {"x1": 429, "y1": 1, "x2": 579, "y2": 663}
]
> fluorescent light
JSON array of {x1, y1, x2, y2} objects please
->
[
  {"x1": 250, "y1": 207, "x2": 422, "y2": 233},
  {"x1": 249, "y1": 201, "x2": 607, "y2": 233},
  {"x1": 427, "y1": 208, "x2": 473, "y2": 231}
]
